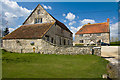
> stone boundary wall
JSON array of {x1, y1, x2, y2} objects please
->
[{"x1": 3, "y1": 39, "x2": 101, "y2": 56}]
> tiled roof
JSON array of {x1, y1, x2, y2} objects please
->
[
  {"x1": 2, "y1": 22, "x2": 54, "y2": 39},
  {"x1": 49, "y1": 14, "x2": 72, "y2": 34},
  {"x1": 75, "y1": 22, "x2": 109, "y2": 35}
]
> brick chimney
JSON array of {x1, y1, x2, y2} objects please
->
[
  {"x1": 107, "y1": 18, "x2": 109, "y2": 23},
  {"x1": 88, "y1": 23, "x2": 91, "y2": 24}
]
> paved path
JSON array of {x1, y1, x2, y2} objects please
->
[
  {"x1": 101, "y1": 46, "x2": 119, "y2": 79},
  {"x1": 101, "y1": 46, "x2": 118, "y2": 59}
]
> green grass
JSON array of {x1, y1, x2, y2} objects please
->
[{"x1": 2, "y1": 50, "x2": 109, "y2": 78}]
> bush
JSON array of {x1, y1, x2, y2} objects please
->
[
  {"x1": 110, "y1": 41, "x2": 120, "y2": 46},
  {"x1": 75, "y1": 44, "x2": 84, "y2": 46}
]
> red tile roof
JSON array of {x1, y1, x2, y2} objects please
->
[
  {"x1": 75, "y1": 22, "x2": 109, "y2": 35},
  {"x1": 3, "y1": 22, "x2": 54, "y2": 39}
]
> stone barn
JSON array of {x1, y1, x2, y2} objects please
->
[
  {"x1": 2, "y1": 4, "x2": 73, "y2": 53},
  {"x1": 75, "y1": 18, "x2": 110, "y2": 46}
]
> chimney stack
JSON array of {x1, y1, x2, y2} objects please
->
[
  {"x1": 107, "y1": 18, "x2": 109, "y2": 23},
  {"x1": 88, "y1": 23, "x2": 91, "y2": 24}
]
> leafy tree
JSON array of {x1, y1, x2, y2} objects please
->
[{"x1": 4, "y1": 28, "x2": 9, "y2": 36}]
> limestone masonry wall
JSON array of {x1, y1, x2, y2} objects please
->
[{"x1": 3, "y1": 39, "x2": 101, "y2": 56}]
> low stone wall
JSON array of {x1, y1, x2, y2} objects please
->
[{"x1": 3, "y1": 39, "x2": 101, "y2": 56}]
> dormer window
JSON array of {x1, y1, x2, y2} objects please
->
[
  {"x1": 38, "y1": 10, "x2": 40, "y2": 14},
  {"x1": 34, "y1": 18, "x2": 42, "y2": 24}
]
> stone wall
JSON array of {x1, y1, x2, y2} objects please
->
[
  {"x1": 23, "y1": 5, "x2": 55, "y2": 25},
  {"x1": 42, "y1": 23, "x2": 73, "y2": 46},
  {"x1": 75, "y1": 33, "x2": 110, "y2": 45},
  {"x1": 3, "y1": 39, "x2": 101, "y2": 56}
]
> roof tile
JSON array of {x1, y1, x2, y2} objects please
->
[{"x1": 75, "y1": 22, "x2": 109, "y2": 35}]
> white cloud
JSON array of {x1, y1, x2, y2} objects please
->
[
  {"x1": 65, "y1": 12, "x2": 75, "y2": 21},
  {"x1": 0, "y1": 0, "x2": 32, "y2": 30},
  {"x1": 116, "y1": 0, "x2": 119, "y2": 2},
  {"x1": 110, "y1": 22, "x2": 118, "y2": 38},
  {"x1": 9, "y1": 28, "x2": 15, "y2": 33},
  {"x1": 63, "y1": 20, "x2": 66, "y2": 22},
  {"x1": 80, "y1": 19, "x2": 95, "y2": 25},
  {"x1": 9, "y1": 25, "x2": 21, "y2": 33},
  {"x1": 69, "y1": 21, "x2": 76, "y2": 26},
  {"x1": 42, "y1": 4, "x2": 52, "y2": 10},
  {"x1": 70, "y1": 26, "x2": 82, "y2": 37},
  {"x1": 63, "y1": 14, "x2": 66, "y2": 16},
  {"x1": 113, "y1": 17, "x2": 116, "y2": 20}
]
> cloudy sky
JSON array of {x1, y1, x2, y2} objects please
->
[{"x1": 0, "y1": 0, "x2": 119, "y2": 40}]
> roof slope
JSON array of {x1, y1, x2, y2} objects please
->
[
  {"x1": 3, "y1": 22, "x2": 54, "y2": 39},
  {"x1": 75, "y1": 22, "x2": 109, "y2": 35},
  {"x1": 49, "y1": 14, "x2": 72, "y2": 34},
  {"x1": 23, "y1": 4, "x2": 72, "y2": 34}
]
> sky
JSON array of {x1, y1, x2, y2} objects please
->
[{"x1": 0, "y1": 0, "x2": 119, "y2": 41}]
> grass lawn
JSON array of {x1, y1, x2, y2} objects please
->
[{"x1": 2, "y1": 50, "x2": 109, "y2": 78}]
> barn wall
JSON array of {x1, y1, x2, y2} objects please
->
[
  {"x1": 42, "y1": 24, "x2": 73, "y2": 46},
  {"x1": 3, "y1": 39, "x2": 101, "y2": 56},
  {"x1": 23, "y1": 5, "x2": 55, "y2": 25}
]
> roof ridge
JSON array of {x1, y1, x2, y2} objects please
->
[
  {"x1": 85, "y1": 22, "x2": 108, "y2": 25},
  {"x1": 75, "y1": 22, "x2": 109, "y2": 35}
]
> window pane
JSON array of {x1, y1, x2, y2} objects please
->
[
  {"x1": 35, "y1": 19, "x2": 37, "y2": 24},
  {"x1": 51, "y1": 37, "x2": 54, "y2": 43},
  {"x1": 41, "y1": 18, "x2": 42, "y2": 23},
  {"x1": 80, "y1": 40, "x2": 83, "y2": 43},
  {"x1": 38, "y1": 19, "x2": 40, "y2": 23},
  {"x1": 38, "y1": 10, "x2": 40, "y2": 14},
  {"x1": 79, "y1": 34, "x2": 83, "y2": 37},
  {"x1": 97, "y1": 33, "x2": 101, "y2": 36}
]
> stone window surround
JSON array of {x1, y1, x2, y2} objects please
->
[
  {"x1": 79, "y1": 34, "x2": 83, "y2": 37},
  {"x1": 38, "y1": 9, "x2": 40, "y2": 14},
  {"x1": 34, "y1": 18, "x2": 42, "y2": 24},
  {"x1": 80, "y1": 40, "x2": 84, "y2": 43}
]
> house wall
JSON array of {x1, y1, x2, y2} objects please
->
[
  {"x1": 75, "y1": 33, "x2": 110, "y2": 45},
  {"x1": 2, "y1": 39, "x2": 101, "y2": 56},
  {"x1": 23, "y1": 5, "x2": 55, "y2": 25},
  {"x1": 43, "y1": 24, "x2": 73, "y2": 46}
]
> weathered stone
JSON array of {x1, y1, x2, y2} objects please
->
[{"x1": 3, "y1": 39, "x2": 101, "y2": 56}]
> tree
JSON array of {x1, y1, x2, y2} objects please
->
[
  {"x1": 111, "y1": 37, "x2": 114, "y2": 42},
  {"x1": 4, "y1": 28, "x2": 9, "y2": 36}
]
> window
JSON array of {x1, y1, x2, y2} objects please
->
[
  {"x1": 90, "y1": 34, "x2": 92, "y2": 36},
  {"x1": 45, "y1": 35, "x2": 49, "y2": 41},
  {"x1": 79, "y1": 34, "x2": 83, "y2": 37},
  {"x1": 61, "y1": 28, "x2": 63, "y2": 33},
  {"x1": 60, "y1": 37, "x2": 61, "y2": 45},
  {"x1": 80, "y1": 40, "x2": 84, "y2": 43},
  {"x1": 97, "y1": 33, "x2": 101, "y2": 36},
  {"x1": 38, "y1": 10, "x2": 40, "y2": 14},
  {"x1": 51, "y1": 37, "x2": 54, "y2": 43},
  {"x1": 35, "y1": 18, "x2": 37, "y2": 24},
  {"x1": 68, "y1": 40, "x2": 70, "y2": 45},
  {"x1": 64, "y1": 39, "x2": 66, "y2": 45},
  {"x1": 34, "y1": 18, "x2": 42, "y2": 24}
]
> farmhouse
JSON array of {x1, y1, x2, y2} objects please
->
[
  {"x1": 75, "y1": 18, "x2": 110, "y2": 46},
  {"x1": 2, "y1": 4, "x2": 73, "y2": 53}
]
